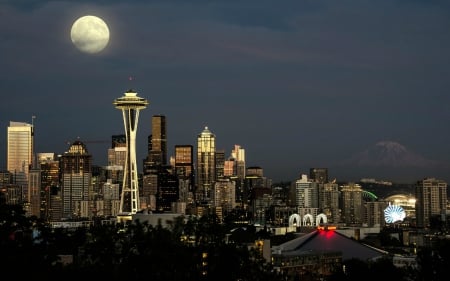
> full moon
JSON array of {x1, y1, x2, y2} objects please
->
[{"x1": 70, "y1": 15, "x2": 110, "y2": 54}]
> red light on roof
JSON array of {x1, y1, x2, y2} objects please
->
[{"x1": 317, "y1": 225, "x2": 336, "y2": 231}]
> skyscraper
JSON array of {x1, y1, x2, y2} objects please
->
[
  {"x1": 60, "y1": 140, "x2": 92, "y2": 219},
  {"x1": 174, "y1": 145, "x2": 194, "y2": 179},
  {"x1": 295, "y1": 174, "x2": 319, "y2": 224},
  {"x1": 37, "y1": 153, "x2": 60, "y2": 221},
  {"x1": 340, "y1": 182, "x2": 363, "y2": 225},
  {"x1": 415, "y1": 177, "x2": 447, "y2": 228},
  {"x1": 215, "y1": 149, "x2": 225, "y2": 180},
  {"x1": 107, "y1": 134, "x2": 126, "y2": 184},
  {"x1": 7, "y1": 121, "x2": 33, "y2": 202},
  {"x1": 148, "y1": 115, "x2": 167, "y2": 166},
  {"x1": 113, "y1": 89, "x2": 148, "y2": 217},
  {"x1": 174, "y1": 145, "x2": 195, "y2": 207},
  {"x1": 231, "y1": 144, "x2": 246, "y2": 180},
  {"x1": 318, "y1": 182, "x2": 340, "y2": 223},
  {"x1": 196, "y1": 126, "x2": 216, "y2": 203}
]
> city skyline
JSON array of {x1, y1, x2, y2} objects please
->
[{"x1": 2, "y1": 1, "x2": 450, "y2": 184}]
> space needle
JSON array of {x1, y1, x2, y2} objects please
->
[{"x1": 113, "y1": 89, "x2": 148, "y2": 221}]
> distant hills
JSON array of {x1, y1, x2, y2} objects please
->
[{"x1": 332, "y1": 141, "x2": 450, "y2": 184}]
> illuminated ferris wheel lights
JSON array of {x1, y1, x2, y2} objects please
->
[{"x1": 384, "y1": 203, "x2": 406, "y2": 223}]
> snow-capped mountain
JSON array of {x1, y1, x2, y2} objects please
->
[
  {"x1": 333, "y1": 141, "x2": 448, "y2": 183},
  {"x1": 344, "y1": 141, "x2": 438, "y2": 167}
]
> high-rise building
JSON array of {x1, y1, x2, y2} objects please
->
[
  {"x1": 174, "y1": 145, "x2": 194, "y2": 178},
  {"x1": 242, "y1": 166, "x2": 267, "y2": 207},
  {"x1": 7, "y1": 121, "x2": 33, "y2": 202},
  {"x1": 364, "y1": 201, "x2": 387, "y2": 227},
  {"x1": 215, "y1": 149, "x2": 225, "y2": 180},
  {"x1": 113, "y1": 89, "x2": 148, "y2": 217},
  {"x1": 318, "y1": 182, "x2": 340, "y2": 223},
  {"x1": 295, "y1": 174, "x2": 319, "y2": 223},
  {"x1": 231, "y1": 144, "x2": 246, "y2": 180},
  {"x1": 107, "y1": 134, "x2": 127, "y2": 184},
  {"x1": 415, "y1": 177, "x2": 447, "y2": 228},
  {"x1": 213, "y1": 178, "x2": 236, "y2": 213},
  {"x1": 295, "y1": 174, "x2": 317, "y2": 208},
  {"x1": 223, "y1": 159, "x2": 235, "y2": 177},
  {"x1": 102, "y1": 179, "x2": 121, "y2": 217},
  {"x1": 28, "y1": 167, "x2": 41, "y2": 217},
  {"x1": 37, "y1": 153, "x2": 60, "y2": 221},
  {"x1": 143, "y1": 115, "x2": 167, "y2": 175},
  {"x1": 196, "y1": 126, "x2": 216, "y2": 203},
  {"x1": 155, "y1": 166, "x2": 179, "y2": 212},
  {"x1": 148, "y1": 115, "x2": 167, "y2": 166},
  {"x1": 174, "y1": 145, "x2": 195, "y2": 208},
  {"x1": 340, "y1": 182, "x2": 363, "y2": 226},
  {"x1": 60, "y1": 140, "x2": 92, "y2": 219}
]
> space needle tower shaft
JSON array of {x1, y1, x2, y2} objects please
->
[{"x1": 113, "y1": 89, "x2": 148, "y2": 215}]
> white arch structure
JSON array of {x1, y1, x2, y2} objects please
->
[
  {"x1": 288, "y1": 213, "x2": 329, "y2": 227},
  {"x1": 316, "y1": 213, "x2": 327, "y2": 225},
  {"x1": 303, "y1": 214, "x2": 314, "y2": 226},
  {"x1": 288, "y1": 214, "x2": 301, "y2": 227}
]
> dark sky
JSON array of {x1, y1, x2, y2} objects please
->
[{"x1": 2, "y1": 0, "x2": 450, "y2": 184}]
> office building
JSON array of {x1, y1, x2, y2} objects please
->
[
  {"x1": 242, "y1": 166, "x2": 268, "y2": 207},
  {"x1": 7, "y1": 121, "x2": 34, "y2": 202},
  {"x1": 107, "y1": 134, "x2": 126, "y2": 184},
  {"x1": 215, "y1": 149, "x2": 225, "y2": 180},
  {"x1": 213, "y1": 178, "x2": 236, "y2": 213},
  {"x1": 174, "y1": 145, "x2": 194, "y2": 179},
  {"x1": 196, "y1": 126, "x2": 216, "y2": 203},
  {"x1": 113, "y1": 89, "x2": 148, "y2": 216},
  {"x1": 415, "y1": 177, "x2": 447, "y2": 228},
  {"x1": 146, "y1": 115, "x2": 167, "y2": 166},
  {"x1": 174, "y1": 145, "x2": 194, "y2": 204},
  {"x1": 27, "y1": 167, "x2": 41, "y2": 217},
  {"x1": 155, "y1": 166, "x2": 179, "y2": 212},
  {"x1": 231, "y1": 144, "x2": 246, "y2": 180},
  {"x1": 37, "y1": 153, "x2": 61, "y2": 221},
  {"x1": 60, "y1": 140, "x2": 92, "y2": 219}
]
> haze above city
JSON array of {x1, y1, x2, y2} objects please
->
[{"x1": 2, "y1": 0, "x2": 450, "y2": 184}]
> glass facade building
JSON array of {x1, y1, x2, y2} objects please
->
[
  {"x1": 7, "y1": 121, "x2": 33, "y2": 201},
  {"x1": 196, "y1": 126, "x2": 216, "y2": 203}
]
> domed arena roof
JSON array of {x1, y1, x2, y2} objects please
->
[{"x1": 384, "y1": 194, "x2": 416, "y2": 208}]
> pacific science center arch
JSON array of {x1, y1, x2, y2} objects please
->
[{"x1": 288, "y1": 213, "x2": 328, "y2": 227}]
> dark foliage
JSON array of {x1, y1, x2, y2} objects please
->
[{"x1": 0, "y1": 205, "x2": 282, "y2": 280}]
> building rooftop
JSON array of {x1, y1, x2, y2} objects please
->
[{"x1": 272, "y1": 226, "x2": 388, "y2": 261}]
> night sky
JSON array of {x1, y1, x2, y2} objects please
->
[{"x1": 2, "y1": 0, "x2": 450, "y2": 184}]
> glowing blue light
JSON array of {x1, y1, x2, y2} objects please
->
[{"x1": 384, "y1": 203, "x2": 406, "y2": 223}]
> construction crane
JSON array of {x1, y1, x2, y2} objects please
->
[{"x1": 65, "y1": 137, "x2": 110, "y2": 146}]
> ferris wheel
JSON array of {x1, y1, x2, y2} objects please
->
[{"x1": 384, "y1": 203, "x2": 406, "y2": 223}]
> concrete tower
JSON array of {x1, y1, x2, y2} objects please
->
[{"x1": 113, "y1": 89, "x2": 148, "y2": 217}]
